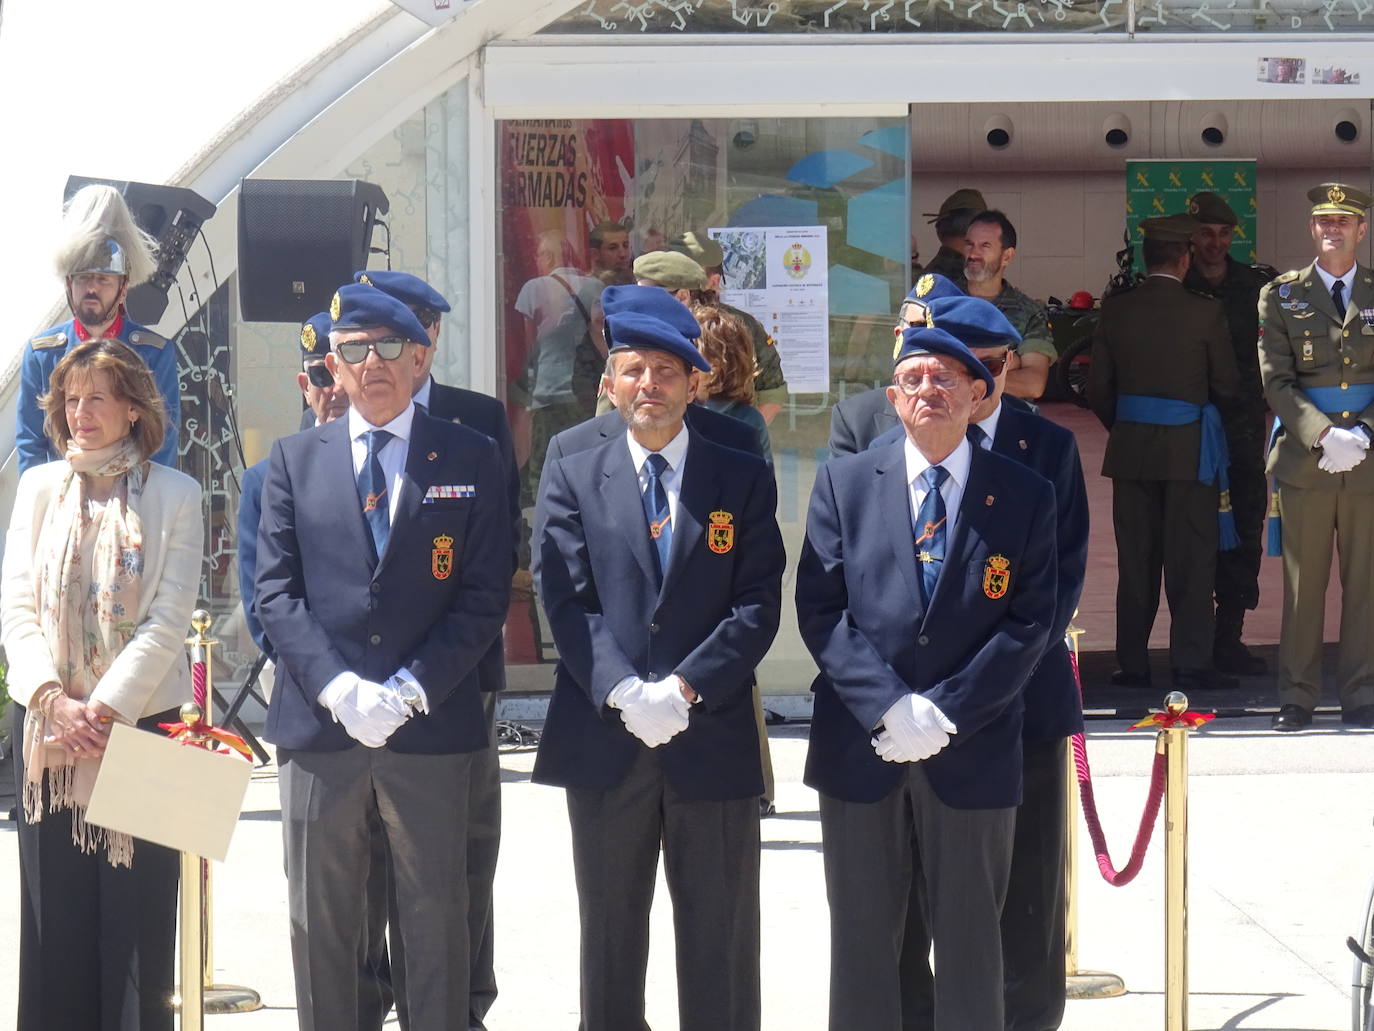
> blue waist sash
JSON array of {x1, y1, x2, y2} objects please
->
[
  {"x1": 1266, "y1": 384, "x2": 1374, "y2": 556},
  {"x1": 1116, "y1": 394, "x2": 1238, "y2": 550}
]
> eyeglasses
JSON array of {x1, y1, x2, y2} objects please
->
[
  {"x1": 893, "y1": 370, "x2": 964, "y2": 395},
  {"x1": 335, "y1": 337, "x2": 408, "y2": 364},
  {"x1": 413, "y1": 307, "x2": 440, "y2": 329},
  {"x1": 980, "y1": 354, "x2": 1008, "y2": 376},
  {"x1": 304, "y1": 362, "x2": 334, "y2": 388}
]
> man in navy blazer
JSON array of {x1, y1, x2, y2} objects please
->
[
  {"x1": 534, "y1": 289, "x2": 785, "y2": 1031},
  {"x1": 798, "y1": 325, "x2": 1057, "y2": 1031},
  {"x1": 256, "y1": 285, "x2": 512, "y2": 1031},
  {"x1": 872, "y1": 296, "x2": 1089, "y2": 1031}
]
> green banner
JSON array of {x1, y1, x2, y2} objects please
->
[{"x1": 1125, "y1": 160, "x2": 1258, "y2": 275}]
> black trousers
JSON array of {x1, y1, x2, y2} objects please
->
[
  {"x1": 566, "y1": 746, "x2": 761, "y2": 1031},
  {"x1": 13, "y1": 704, "x2": 181, "y2": 1031}
]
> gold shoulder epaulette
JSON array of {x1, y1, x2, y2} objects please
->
[
  {"x1": 30, "y1": 331, "x2": 67, "y2": 351},
  {"x1": 127, "y1": 329, "x2": 167, "y2": 350}
]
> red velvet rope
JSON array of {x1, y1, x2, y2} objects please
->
[{"x1": 1069, "y1": 649, "x2": 1169, "y2": 887}]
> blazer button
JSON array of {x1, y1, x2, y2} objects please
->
[
  {"x1": 370, "y1": 583, "x2": 381, "y2": 593},
  {"x1": 649, "y1": 622, "x2": 660, "y2": 633},
  {"x1": 917, "y1": 634, "x2": 930, "y2": 646},
  {"x1": 369, "y1": 634, "x2": 382, "y2": 645}
]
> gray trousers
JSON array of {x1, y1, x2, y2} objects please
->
[
  {"x1": 567, "y1": 747, "x2": 761, "y2": 1031},
  {"x1": 820, "y1": 765, "x2": 1015, "y2": 1031},
  {"x1": 279, "y1": 746, "x2": 473, "y2": 1031}
]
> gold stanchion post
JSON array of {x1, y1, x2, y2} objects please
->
[
  {"x1": 1162, "y1": 690, "x2": 1191, "y2": 1031},
  {"x1": 174, "y1": 611, "x2": 262, "y2": 1017},
  {"x1": 1063, "y1": 620, "x2": 1126, "y2": 1000},
  {"x1": 177, "y1": 745, "x2": 206, "y2": 1031}
]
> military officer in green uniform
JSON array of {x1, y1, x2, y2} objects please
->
[
  {"x1": 961, "y1": 210, "x2": 1058, "y2": 400},
  {"x1": 1088, "y1": 214, "x2": 1241, "y2": 690},
  {"x1": 1259, "y1": 183, "x2": 1374, "y2": 732},
  {"x1": 921, "y1": 187, "x2": 986, "y2": 280},
  {"x1": 668, "y1": 231, "x2": 789, "y2": 422},
  {"x1": 1184, "y1": 191, "x2": 1278, "y2": 675}
]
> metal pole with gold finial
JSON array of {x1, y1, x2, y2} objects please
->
[
  {"x1": 1063, "y1": 618, "x2": 1126, "y2": 1000},
  {"x1": 174, "y1": 610, "x2": 262, "y2": 1020},
  {"x1": 1163, "y1": 690, "x2": 1191, "y2": 1031}
]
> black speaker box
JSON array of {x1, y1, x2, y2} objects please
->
[
  {"x1": 64, "y1": 175, "x2": 218, "y2": 325},
  {"x1": 237, "y1": 179, "x2": 389, "y2": 323}
]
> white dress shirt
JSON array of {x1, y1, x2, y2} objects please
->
[
  {"x1": 1313, "y1": 261, "x2": 1356, "y2": 305},
  {"x1": 904, "y1": 436, "x2": 972, "y2": 543},
  {"x1": 413, "y1": 376, "x2": 433, "y2": 411},
  {"x1": 969, "y1": 402, "x2": 1003, "y2": 451},
  {"x1": 347, "y1": 403, "x2": 415, "y2": 525},
  {"x1": 626, "y1": 423, "x2": 690, "y2": 529}
]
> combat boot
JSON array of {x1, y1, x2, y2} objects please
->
[{"x1": 1213, "y1": 608, "x2": 1267, "y2": 676}]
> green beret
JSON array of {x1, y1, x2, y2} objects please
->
[
  {"x1": 633, "y1": 250, "x2": 708, "y2": 290},
  {"x1": 1188, "y1": 191, "x2": 1238, "y2": 227},
  {"x1": 668, "y1": 231, "x2": 724, "y2": 270}
]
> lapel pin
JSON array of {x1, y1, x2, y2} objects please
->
[
  {"x1": 1018, "y1": 439, "x2": 1028, "y2": 450},
  {"x1": 427, "y1": 451, "x2": 438, "y2": 462},
  {"x1": 985, "y1": 495, "x2": 995, "y2": 506}
]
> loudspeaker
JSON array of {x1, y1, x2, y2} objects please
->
[
  {"x1": 64, "y1": 175, "x2": 218, "y2": 325},
  {"x1": 237, "y1": 179, "x2": 389, "y2": 323}
]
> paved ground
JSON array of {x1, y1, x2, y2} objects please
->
[{"x1": 1, "y1": 713, "x2": 1371, "y2": 1031}]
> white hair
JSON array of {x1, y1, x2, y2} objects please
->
[{"x1": 53, "y1": 184, "x2": 159, "y2": 285}]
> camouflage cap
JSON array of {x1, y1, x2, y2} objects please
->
[
  {"x1": 633, "y1": 250, "x2": 708, "y2": 290},
  {"x1": 1139, "y1": 214, "x2": 1202, "y2": 243},
  {"x1": 668, "y1": 231, "x2": 725, "y2": 270},
  {"x1": 923, "y1": 187, "x2": 987, "y2": 223},
  {"x1": 1188, "y1": 191, "x2": 1238, "y2": 227},
  {"x1": 1308, "y1": 182, "x2": 1372, "y2": 217}
]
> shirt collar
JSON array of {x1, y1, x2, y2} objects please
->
[
  {"x1": 905, "y1": 435, "x2": 972, "y2": 490},
  {"x1": 1148, "y1": 272, "x2": 1183, "y2": 284},
  {"x1": 74, "y1": 307, "x2": 124, "y2": 342},
  {"x1": 348, "y1": 401, "x2": 416, "y2": 444},
  {"x1": 626, "y1": 421, "x2": 690, "y2": 473},
  {"x1": 1314, "y1": 262, "x2": 1356, "y2": 293},
  {"x1": 973, "y1": 401, "x2": 1003, "y2": 446},
  {"x1": 413, "y1": 376, "x2": 433, "y2": 410}
]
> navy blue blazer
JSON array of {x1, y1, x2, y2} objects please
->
[
  {"x1": 798, "y1": 441, "x2": 1058, "y2": 809},
  {"x1": 532, "y1": 430, "x2": 785, "y2": 800},
  {"x1": 828, "y1": 386, "x2": 896, "y2": 458},
  {"x1": 870, "y1": 398, "x2": 1088, "y2": 743},
  {"x1": 256, "y1": 409, "x2": 513, "y2": 754},
  {"x1": 237, "y1": 459, "x2": 271, "y2": 657}
]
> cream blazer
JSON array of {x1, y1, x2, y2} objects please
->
[{"x1": 1, "y1": 461, "x2": 203, "y2": 720}]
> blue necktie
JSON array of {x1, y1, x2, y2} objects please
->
[
  {"x1": 1333, "y1": 280, "x2": 1347, "y2": 318},
  {"x1": 358, "y1": 429, "x2": 393, "y2": 559},
  {"x1": 914, "y1": 465, "x2": 948, "y2": 605},
  {"x1": 967, "y1": 423, "x2": 989, "y2": 451},
  {"x1": 642, "y1": 453, "x2": 672, "y2": 582}
]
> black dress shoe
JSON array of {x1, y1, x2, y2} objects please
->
[
  {"x1": 1213, "y1": 640, "x2": 1268, "y2": 676},
  {"x1": 1272, "y1": 704, "x2": 1312, "y2": 732},
  {"x1": 1171, "y1": 667, "x2": 1240, "y2": 690},
  {"x1": 1109, "y1": 669, "x2": 1152, "y2": 687},
  {"x1": 759, "y1": 799, "x2": 776, "y2": 818},
  {"x1": 1341, "y1": 704, "x2": 1374, "y2": 729}
]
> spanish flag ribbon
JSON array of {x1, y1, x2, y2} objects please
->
[
  {"x1": 159, "y1": 721, "x2": 254, "y2": 761},
  {"x1": 1129, "y1": 710, "x2": 1216, "y2": 731}
]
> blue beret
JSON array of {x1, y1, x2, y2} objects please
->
[
  {"x1": 299, "y1": 311, "x2": 332, "y2": 361},
  {"x1": 329, "y1": 284, "x2": 431, "y2": 348},
  {"x1": 353, "y1": 270, "x2": 450, "y2": 313},
  {"x1": 605, "y1": 311, "x2": 711, "y2": 374},
  {"x1": 905, "y1": 272, "x2": 963, "y2": 305},
  {"x1": 601, "y1": 285, "x2": 701, "y2": 340},
  {"x1": 893, "y1": 326, "x2": 995, "y2": 394},
  {"x1": 924, "y1": 296, "x2": 1021, "y2": 349}
]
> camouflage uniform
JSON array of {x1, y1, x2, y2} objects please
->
[
  {"x1": 718, "y1": 301, "x2": 788, "y2": 406},
  {"x1": 990, "y1": 280, "x2": 1057, "y2": 366},
  {"x1": 1184, "y1": 257, "x2": 1276, "y2": 656},
  {"x1": 921, "y1": 246, "x2": 966, "y2": 282}
]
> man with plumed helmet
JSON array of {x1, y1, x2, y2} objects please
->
[
  {"x1": 533, "y1": 289, "x2": 784, "y2": 1030},
  {"x1": 255, "y1": 283, "x2": 513, "y2": 1031},
  {"x1": 798, "y1": 324, "x2": 1058, "y2": 1029},
  {"x1": 1259, "y1": 182, "x2": 1374, "y2": 731},
  {"x1": 20, "y1": 184, "x2": 181, "y2": 470}
]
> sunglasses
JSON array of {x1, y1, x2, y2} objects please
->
[
  {"x1": 335, "y1": 337, "x2": 409, "y2": 364},
  {"x1": 304, "y1": 362, "x2": 334, "y2": 388},
  {"x1": 981, "y1": 354, "x2": 1008, "y2": 376}
]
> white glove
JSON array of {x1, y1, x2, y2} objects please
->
[
  {"x1": 383, "y1": 669, "x2": 429, "y2": 715},
  {"x1": 608, "y1": 676, "x2": 690, "y2": 748},
  {"x1": 1317, "y1": 426, "x2": 1370, "y2": 474},
  {"x1": 873, "y1": 693, "x2": 957, "y2": 764},
  {"x1": 320, "y1": 675, "x2": 410, "y2": 748}
]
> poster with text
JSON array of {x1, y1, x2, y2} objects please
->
[
  {"x1": 1125, "y1": 159, "x2": 1258, "y2": 275},
  {"x1": 711, "y1": 225, "x2": 830, "y2": 394}
]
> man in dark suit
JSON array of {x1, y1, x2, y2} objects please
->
[
  {"x1": 533, "y1": 290, "x2": 785, "y2": 1031},
  {"x1": 354, "y1": 270, "x2": 517, "y2": 1030},
  {"x1": 256, "y1": 284, "x2": 513, "y2": 1031},
  {"x1": 1088, "y1": 214, "x2": 1240, "y2": 691},
  {"x1": 829, "y1": 273, "x2": 965, "y2": 457},
  {"x1": 798, "y1": 325, "x2": 1057, "y2": 1030},
  {"x1": 872, "y1": 297, "x2": 1089, "y2": 1030}
]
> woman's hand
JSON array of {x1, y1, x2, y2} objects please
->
[{"x1": 47, "y1": 694, "x2": 112, "y2": 758}]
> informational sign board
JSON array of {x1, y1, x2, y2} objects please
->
[
  {"x1": 710, "y1": 225, "x2": 830, "y2": 393},
  {"x1": 1125, "y1": 159, "x2": 1258, "y2": 274}
]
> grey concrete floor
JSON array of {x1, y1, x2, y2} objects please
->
[{"x1": 1, "y1": 714, "x2": 1371, "y2": 1030}]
